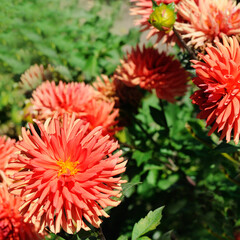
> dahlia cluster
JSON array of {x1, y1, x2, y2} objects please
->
[{"x1": 130, "y1": 0, "x2": 240, "y2": 50}]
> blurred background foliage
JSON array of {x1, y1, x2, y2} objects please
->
[{"x1": 1, "y1": 0, "x2": 240, "y2": 240}]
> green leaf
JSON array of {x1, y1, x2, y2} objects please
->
[
  {"x1": 138, "y1": 237, "x2": 151, "y2": 240},
  {"x1": 149, "y1": 106, "x2": 168, "y2": 132},
  {"x1": 132, "y1": 206, "x2": 164, "y2": 240},
  {"x1": 159, "y1": 231, "x2": 174, "y2": 240},
  {"x1": 117, "y1": 236, "x2": 129, "y2": 240},
  {"x1": 158, "y1": 174, "x2": 179, "y2": 190},
  {"x1": 132, "y1": 150, "x2": 153, "y2": 167},
  {"x1": 213, "y1": 142, "x2": 240, "y2": 154}
]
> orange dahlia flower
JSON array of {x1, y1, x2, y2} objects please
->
[
  {"x1": 175, "y1": 0, "x2": 240, "y2": 49},
  {"x1": 0, "y1": 183, "x2": 43, "y2": 240},
  {"x1": 0, "y1": 136, "x2": 16, "y2": 185},
  {"x1": 130, "y1": 0, "x2": 181, "y2": 45},
  {"x1": 9, "y1": 115, "x2": 127, "y2": 234},
  {"x1": 114, "y1": 45, "x2": 189, "y2": 102},
  {"x1": 191, "y1": 36, "x2": 240, "y2": 143},
  {"x1": 31, "y1": 80, "x2": 96, "y2": 120}
]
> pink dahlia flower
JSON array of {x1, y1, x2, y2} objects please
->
[
  {"x1": 175, "y1": 0, "x2": 240, "y2": 49},
  {"x1": 0, "y1": 183, "x2": 43, "y2": 240},
  {"x1": 32, "y1": 80, "x2": 120, "y2": 136},
  {"x1": 0, "y1": 136, "x2": 16, "y2": 185},
  {"x1": 9, "y1": 115, "x2": 127, "y2": 234},
  {"x1": 130, "y1": 0, "x2": 181, "y2": 45},
  {"x1": 31, "y1": 80, "x2": 96, "y2": 120},
  {"x1": 114, "y1": 45, "x2": 189, "y2": 102},
  {"x1": 191, "y1": 36, "x2": 240, "y2": 143}
]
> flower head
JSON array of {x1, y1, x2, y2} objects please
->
[
  {"x1": 20, "y1": 64, "x2": 48, "y2": 91},
  {"x1": 0, "y1": 136, "x2": 16, "y2": 185},
  {"x1": 130, "y1": 0, "x2": 181, "y2": 44},
  {"x1": 9, "y1": 115, "x2": 127, "y2": 234},
  {"x1": 82, "y1": 99, "x2": 120, "y2": 137},
  {"x1": 31, "y1": 81, "x2": 96, "y2": 120},
  {"x1": 0, "y1": 183, "x2": 43, "y2": 240},
  {"x1": 191, "y1": 36, "x2": 240, "y2": 143},
  {"x1": 175, "y1": 0, "x2": 240, "y2": 49},
  {"x1": 93, "y1": 75, "x2": 118, "y2": 103},
  {"x1": 114, "y1": 45, "x2": 189, "y2": 102}
]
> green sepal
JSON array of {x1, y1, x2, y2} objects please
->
[{"x1": 151, "y1": 0, "x2": 159, "y2": 10}]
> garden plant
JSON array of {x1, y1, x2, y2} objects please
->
[{"x1": 1, "y1": 0, "x2": 240, "y2": 239}]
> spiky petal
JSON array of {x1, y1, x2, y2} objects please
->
[{"x1": 0, "y1": 136, "x2": 16, "y2": 185}]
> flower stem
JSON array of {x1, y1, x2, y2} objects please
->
[
  {"x1": 173, "y1": 26, "x2": 197, "y2": 60},
  {"x1": 99, "y1": 226, "x2": 106, "y2": 240}
]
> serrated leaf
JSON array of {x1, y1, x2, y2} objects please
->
[{"x1": 132, "y1": 206, "x2": 164, "y2": 240}]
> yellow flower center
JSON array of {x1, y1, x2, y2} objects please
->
[{"x1": 57, "y1": 157, "x2": 79, "y2": 177}]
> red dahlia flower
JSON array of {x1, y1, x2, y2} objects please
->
[
  {"x1": 175, "y1": 0, "x2": 240, "y2": 49},
  {"x1": 191, "y1": 36, "x2": 240, "y2": 143},
  {"x1": 114, "y1": 45, "x2": 189, "y2": 102},
  {"x1": 0, "y1": 136, "x2": 16, "y2": 185},
  {"x1": 130, "y1": 0, "x2": 181, "y2": 45},
  {"x1": 0, "y1": 183, "x2": 43, "y2": 240},
  {"x1": 9, "y1": 115, "x2": 127, "y2": 234}
]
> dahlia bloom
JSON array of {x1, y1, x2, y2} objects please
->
[
  {"x1": 32, "y1": 80, "x2": 120, "y2": 136},
  {"x1": 130, "y1": 0, "x2": 180, "y2": 45},
  {"x1": 82, "y1": 99, "x2": 120, "y2": 137},
  {"x1": 0, "y1": 183, "x2": 43, "y2": 240},
  {"x1": 114, "y1": 45, "x2": 189, "y2": 102},
  {"x1": 0, "y1": 136, "x2": 16, "y2": 185},
  {"x1": 9, "y1": 115, "x2": 127, "y2": 234},
  {"x1": 191, "y1": 36, "x2": 240, "y2": 143},
  {"x1": 20, "y1": 64, "x2": 47, "y2": 91},
  {"x1": 175, "y1": 0, "x2": 240, "y2": 49},
  {"x1": 31, "y1": 80, "x2": 96, "y2": 120},
  {"x1": 93, "y1": 75, "x2": 118, "y2": 103}
]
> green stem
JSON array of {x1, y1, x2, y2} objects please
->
[{"x1": 99, "y1": 226, "x2": 106, "y2": 240}]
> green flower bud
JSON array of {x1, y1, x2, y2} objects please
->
[{"x1": 148, "y1": 3, "x2": 176, "y2": 33}]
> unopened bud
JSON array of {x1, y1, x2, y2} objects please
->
[{"x1": 148, "y1": 3, "x2": 176, "y2": 33}]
